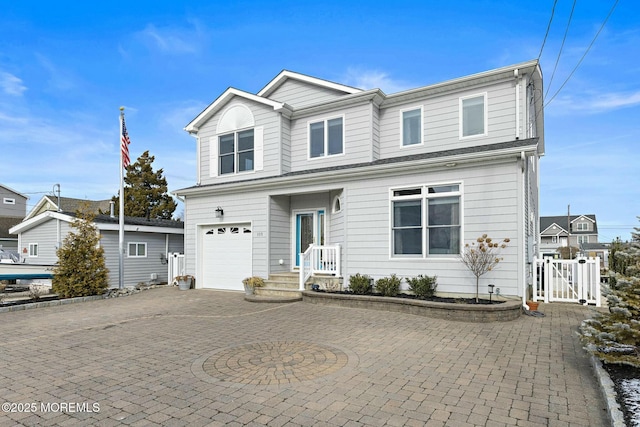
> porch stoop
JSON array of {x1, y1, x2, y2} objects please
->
[{"x1": 247, "y1": 272, "x2": 344, "y2": 303}]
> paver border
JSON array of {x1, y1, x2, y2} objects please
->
[
  {"x1": 302, "y1": 290, "x2": 522, "y2": 322},
  {"x1": 0, "y1": 294, "x2": 104, "y2": 313}
]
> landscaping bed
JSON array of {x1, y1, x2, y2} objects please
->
[
  {"x1": 302, "y1": 290, "x2": 522, "y2": 322},
  {"x1": 603, "y1": 363, "x2": 640, "y2": 427}
]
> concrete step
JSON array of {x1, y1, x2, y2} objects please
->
[{"x1": 252, "y1": 287, "x2": 302, "y2": 299}]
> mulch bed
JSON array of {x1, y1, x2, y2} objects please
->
[{"x1": 312, "y1": 290, "x2": 505, "y2": 305}]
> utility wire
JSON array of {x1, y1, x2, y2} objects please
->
[
  {"x1": 537, "y1": 0, "x2": 558, "y2": 60},
  {"x1": 545, "y1": 0, "x2": 619, "y2": 108},
  {"x1": 544, "y1": 0, "x2": 577, "y2": 99}
]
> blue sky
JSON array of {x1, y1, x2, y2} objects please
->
[{"x1": 0, "y1": 1, "x2": 638, "y2": 241}]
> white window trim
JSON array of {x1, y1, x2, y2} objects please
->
[
  {"x1": 576, "y1": 223, "x2": 589, "y2": 231},
  {"x1": 127, "y1": 242, "x2": 147, "y2": 258},
  {"x1": 218, "y1": 127, "x2": 256, "y2": 176},
  {"x1": 307, "y1": 115, "x2": 345, "y2": 160},
  {"x1": 399, "y1": 106, "x2": 424, "y2": 147},
  {"x1": 459, "y1": 92, "x2": 488, "y2": 139},
  {"x1": 389, "y1": 181, "x2": 463, "y2": 259},
  {"x1": 29, "y1": 243, "x2": 38, "y2": 257},
  {"x1": 3, "y1": 197, "x2": 16, "y2": 205}
]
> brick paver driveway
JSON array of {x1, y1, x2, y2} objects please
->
[{"x1": 0, "y1": 288, "x2": 608, "y2": 426}]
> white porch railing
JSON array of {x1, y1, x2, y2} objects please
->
[
  {"x1": 168, "y1": 252, "x2": 185, "y2": 282},
  {"x1": 532, "y1": 256, "x2": 601, "y2": 306},
  {"x1": 299, "y1": 244, "x2": 341, "y2": 290}
]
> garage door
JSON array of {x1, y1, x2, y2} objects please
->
[{"x1": 201, "y1": 224, "x2": 252, "y2": 290}]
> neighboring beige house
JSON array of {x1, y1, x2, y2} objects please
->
[{"x1": 24, "y1": 195, "x2": 112, "y2": 220}]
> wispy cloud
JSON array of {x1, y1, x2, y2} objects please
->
[
  {"x1": 548, "y1": 89, "x2": 640, "y2": 114},
  {"x1": 136, "y1": 21, "x2": 203, "y2": 55},
  {"x1": 0, "y1": 71, "x2": 27, "y2": 96},
  {"x1": 342, "y1": 68, "x2": 414, "y2": 94}
]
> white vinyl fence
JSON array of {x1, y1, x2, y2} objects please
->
[
  {"x1": 532, "y1": 256, "x2": 601, "y2": 306},
  {"x1": 168, "y1": 252, "x2": 185, "y2": 283}
]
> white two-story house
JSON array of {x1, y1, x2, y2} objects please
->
[{"x1": 175, "y1": 60, "x2": 544, "y2": 299}]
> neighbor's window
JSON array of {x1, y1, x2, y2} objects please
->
[
  {"x1": 401, "y1": 107, "x2": 422, "y2": 146},
  {"x1": 576, "y1": 222, "x2": 589, "y2": 231},
  {"x1": 578, "y1": 235, "x2": 589, "y2": 244},
  {"x1": 391, "y1": 184, "x2": 461, "y2": 256},
  {"x1": 460, "y1": 93, "x2": 487, "y2": 138},
  {"x1": 219, "y1": 129, "x2": 254, "y2": 175},
  {"x1": 128, "y1": 242, "x2": 147, "y2": 258},
  {"x1": 3, "y1": 198, "x2": 16, "y2": 205},
  {"x1": 29, "y1": 243, "x2": 38, "y2": 257},
  {"x1": 309, "y1": 117, "x2": 343, "y2": 158}
]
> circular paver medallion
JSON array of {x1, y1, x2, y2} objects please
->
[{"x1": 197, "y1": 341, "x2": 351, "y2": 385}]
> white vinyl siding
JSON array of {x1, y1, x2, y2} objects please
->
[
  {"x1": 267, "y1": 79, "x2": 352, "y2": 108},
  {"x1": 400, "y1": 106, "x2": 423, "y2": 146},
  {"x1": 460, "y1": 93, "x2": 487, "y2": 138}
]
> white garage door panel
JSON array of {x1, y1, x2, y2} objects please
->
[{"x1": 201, "y1": 224, "x2": 252, "y2": 290}]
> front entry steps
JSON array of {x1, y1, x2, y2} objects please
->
[{"x1": 245, "y1": 272, "x2": 343, "y2": 303}]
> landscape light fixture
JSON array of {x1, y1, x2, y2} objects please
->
[
  {"x1": 214, "y1": 206, "x2": 224, "y2": 218},
  {"x1": 488, "y1": 284, "x2": 495, "y2": 304}
]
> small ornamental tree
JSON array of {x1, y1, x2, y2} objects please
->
[
  {"x1": 52, "y1": 205, "x2": 109, "y2": 298},
  {"x1": 460, "y1": 234, "x2": 510, "y2": 302},
  {"x1": 580, "y1": 217, "x2": 640, "y2": 367}
]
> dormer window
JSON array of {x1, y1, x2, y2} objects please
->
[
  {"x1": 309, "y1": 116, "x2": 343, "y2": 158},
  {"x1": 576, "y1": 222, "x2": 589, "y2": 231}
]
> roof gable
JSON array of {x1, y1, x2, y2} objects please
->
[
  {"x1": 184, "y1": 88, "x2": 290, "y2": 134},
  {"x1": 25, "y1": 196, "x2": 112, "y2": 220},
  {"x1": 0, "y1": 183, "x2": 28, "y2": 200},
  {"x1": 257, "y1": 70, "x2": 361, "y2": 98}
]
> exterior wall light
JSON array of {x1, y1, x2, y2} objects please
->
[{"x1": 214, "y1": 207, "x2": 224, "y2": 218}]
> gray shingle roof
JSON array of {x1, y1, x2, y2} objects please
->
[{"x1": 540, "y1": 215, "x2": 598, "y2": 234}]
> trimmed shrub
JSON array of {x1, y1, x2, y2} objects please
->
[
  {"x1": 375, "y1": 274, "x2": 401, "y2": 297},
  {"x1": 348, "y1": 273, "x2": 372, "y2": 295},
  {"x1": 405, "y1": 275, "x2": 438, "y2": 299}
]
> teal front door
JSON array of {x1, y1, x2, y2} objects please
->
[{"x1": 295, "y1": 210, "x2": 325, "y2": 267}]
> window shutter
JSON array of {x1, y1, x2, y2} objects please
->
[
  {"x1": 254, "y1": 126, "x2": 264, "y2": 171},
  {"x1": 209, "y1": 137, "x2": 218, "y2": 177}
]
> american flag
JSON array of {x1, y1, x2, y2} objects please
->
[{"x1": 121, "y1": 114, "x2": 131, "y2": 168}]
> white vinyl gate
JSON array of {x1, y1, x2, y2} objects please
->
[
  {"x1": 532, "y1": 257, "x2": 601, "y2": 306},
  {"x1": 168, "y1": 252, "x2": 185, "y2": 283}
]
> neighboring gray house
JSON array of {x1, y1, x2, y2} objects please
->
[
  {"x1": 175, "y1": 60, "x2": 544, "y2": 298},
  {"x1": 540, "y1": 214, "x2": 599, "y2": 254},
  {"x1": 0, "y1": 184, "x2": 28, "y2": 251},
  {"x1": 9, "y1": 210, "x2": 184, "y2": 288}
]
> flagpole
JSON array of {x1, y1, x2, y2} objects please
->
[{"x1": 119, "y1": 107, "x2": 125, "y2": 289}]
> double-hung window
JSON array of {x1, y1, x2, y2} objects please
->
[
  {"x1": 401, "y1": 107, "x2": 422, "y2": 146},
  {"x1": 576, "y1": 222, "x2": 589, "y2": 231},
  {"x1": 391, "y1": 184, "x2": 461, "y2": 256},
  {"x1": 219, "y1": 129, "x2": 254, "y2": 175},
  {"x1": 309, "y1": 117, "x2": 343, "y2": 158},
  {"x1": 460, "y1": 93, "x2": 487, "y2": 138}
]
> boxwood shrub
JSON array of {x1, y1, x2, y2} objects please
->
[
  {"x1": 348, "y1": 273, "x2": 372, "y2": 295},
  {"x1": 375, "y1": 274, "x2": 401, "y2": 297},
  {"x1": 405, "y1": 274, "x2": 437, "y2": 299}
]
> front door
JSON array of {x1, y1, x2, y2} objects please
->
[{"x1": 295, "y1": 210, "x2": 325, "y2": 267}]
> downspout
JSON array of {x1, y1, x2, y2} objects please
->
[
  {"x1": 520, "y1": 151, "x2": 528, "y2": 309},
  {"x1": 514, "y1": 69, "x2": 520, "y2": 140}
]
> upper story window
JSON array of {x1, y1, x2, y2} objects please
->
[
  {"x1": 391, "y1": 184, "x2": 461, "y2": 257},
  {"x1": 578, "y1": 235, "x2": 589, "y2": 244},
  {"x1": 309, "y1": 116, "x2": 343, "y2": 158},
  {"x1": 575, "y1": 222, "x2": 589, "y2": 231},
  {"x1": 401, "y1": 107, "x2": 423, "y2": 146},
  {"x1": 3, "y1": 198, "x2": 16, "y2": 205},
  {"x1": 460, "y1": 93, "x2": 487, "y2": 138},
  {"x1": 29, "y1": 243, "x2": 38, "y2": 257},
  {"x1": 219, "y1": 129, "x2": 254, "y2": 175}
]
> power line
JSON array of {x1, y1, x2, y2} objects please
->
[
  {"x1": 544, "y1": 0, "x2": 619, "y2": 108},
  {"x1": 537, "y1": 0, "x2": 558, "y2": 60},
  {"x1": 544, "y1": 0, "x2": 577, "y2": 99}
]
